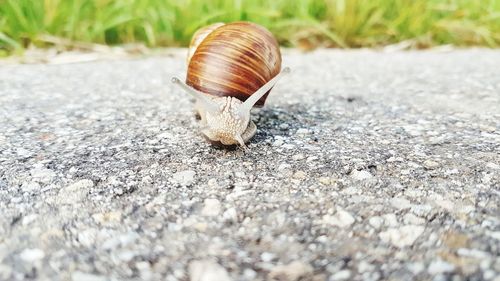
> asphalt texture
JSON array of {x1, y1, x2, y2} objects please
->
[{"x1": 0, "y1": 49, "x2": 499, "y2": 281}]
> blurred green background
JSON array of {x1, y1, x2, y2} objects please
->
[{"x1": 1, "y1": 0, "x2": 500, "y2": 56}]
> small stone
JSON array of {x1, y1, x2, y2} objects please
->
[
  {"x1": 92, "y1": 211, "x2": 122, "y2": 224},
  {"x1": 188, "y1": 259, "x2": 231, "y2": 281},
  {"x1": 350, "y1": 170, "x2": 373, "y2": 180},
  {"x1": 261, "y1": 252, "x2": 276, "y2": 262},
  {"x1": 77, "y1": 229, "x2": 98, "y2": 247},
  {"x1": 423, "y1": 160, "x2": 440, "y2": 170},
  {"x1": 428, "y1": 259, "x2": 455, "y2": 274},
  {"x1": 222, "y1": 207, "x2": 238, "y2": 223},
  {"x1": 117, "y1": 250, "x2": 136, "y2": 262},
  {"x1": 72, "y1": 271, "x2": 107, "y2": 281},
  {"x1": 201, "y1": 198, "x2": 221, "y2": 217},
  {"x1": 30, "y1": 166, "x2": 56, "y2": 183},
  {"x1": 58, "y1": 179, "x2": 93, "y2": 204},
  {"x1": 266, "y1": 211, "x2": 286, "y2": 228},
  {"x1": 136, "y1": 261, "x2": 153, "y2": 280},
  {"x1": 19, "y1": 248, "x2": 45, "y2": 263},
  {"x1": 318, "y1": 177, "x2": 332, "y2": 185},
  {"x1": 172, "y1": 170, "x2": 196, "y2": 186},
  {"x1": 21, "y1": 182, "x2": 40, "y2": 193},
  {"x1": 141, "y1": 176, "x2": 153, "y2": 184},
  {"x1": 379, "y1": 225, "x2": 425, "y2": 248},
  {"x1": 292, "y1": 154, "x2": 305, "y2": 161},
  {"x1": 207, "y1": 178, "x2": 218, "y2": 187},
  {"x1": 268, "y1": 261, "x2": 313, "y2": 281},
  {"x1": 403, "y1": 213, "x2": 425, "y2": 225},
  {"x1": 369, "y1": 216, "x2": 383, "y2": 229},
  {"x1": 329, "y1": 269, "x2": 351, "y2": 281},
  {"x1": 22, "y1": 214, "x2": 38, "y2": 226},
  {"x1": 479, "y1": 124, "x2": 496, "y2": 132},
  {"x1": 407, "y1": 262, "x2": 425, "y2": 274},
  {"x1": 279, "y1": 123, "x2": 290, "y2": 130},
  {"x1": 273, "y1": 139, "x2": 284, "y2": 146},
  {"x1": 293, "y1": 171, "x2": 307, "y2": 180},
  {"x1": 16, "y1": 147, "x2": 32, "y2": 158},
  {"x1": 322, "y1": 207, "x2": 355, "y2": 228},
  {"x1": 485, "y1": 162, "x2": 499, "y2": 170},
  {"x1": 358, "y1": 261, "x2": 375, "y2": 273},
  {"x1": 391, "y1": 197, "x2": 412, "y2": 210},
  {"x1": 411, "y1": 204, "x2": 433, "y2": 217},
  {"x1": 243, "y1": 268, "x2": 257, "y2": 280},
  {"x1": 296, "y1": 128, "x2": 310, "y2": 135},
  {"x1": 382, "y1": 213, "x2": 399, "y2": 227}
]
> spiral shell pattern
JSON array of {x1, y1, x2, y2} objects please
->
[{"x1": 186, "y1": 22, "x2": 282, "y2": 107}]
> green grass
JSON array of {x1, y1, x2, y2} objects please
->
[{"x1": 1, "y1": 0, "x2": 500, "y2": 55}]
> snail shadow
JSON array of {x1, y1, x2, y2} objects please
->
[
  {"x1": 194, "y1": 104, "x2": 309, "y2": 151},
  {"x1": 250, "y1": 104, "x2": 313, "y2": 144}
]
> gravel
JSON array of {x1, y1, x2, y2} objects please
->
[{"x1": 0, "y1": 49, "x2": 499, "y2": 280}]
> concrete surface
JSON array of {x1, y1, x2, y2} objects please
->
[{"x1": 0, "y1": 49, "x2": 499, "y2": 281}]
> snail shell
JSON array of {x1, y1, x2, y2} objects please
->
[{"x1": 186, "y1": 22, "x2": 282, "y2": 107}]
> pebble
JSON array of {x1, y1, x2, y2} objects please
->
[
  {"x1": 172, "y1": 170, "x2": 196, "y2": 186},
  {"x1": 273, "y1": 139, "x2": 284, "y2": 146},
  {"x1": 188, "y1": 260, "x2": 231, "y2": 281},
  {"x1": 391, "y1": 197, "x2": 412, "y2": 210},
  {"x1": 268, "y1": 261, "x2": 313, "y2": 281},
  {"x1": 427, "y1": 259, "x2": 455, "y2": 274},
  {"x1": 369, "y1": 216, "x2": 383, "y2": 229},
  {"x1": 21, "y1": 182, "x2": 40, "y2": 193},
  {"x1": 243, "y1": 268, "x2": 257, "y2": 280},
  {"x1": 350, "y1": 170, "x2": 373, "y2": 180},
  {"x1": 58, "y1": 179, "x2": 93, "y2": 204},
  {"x1": 30, "y1": 166, "x2": 56, "y2": 183},
  {"x1": 329, "y1": 269, "x2": 351, "y2": 281},
  {"x1": 261, "y1": 252, "x2": 276, "y2": 262},
  {"x1": 293, "y1": 171, "x2": 307, "y2": 180},
  {"x1": 382, "y1": 213, "x2": 399, "y2": 227},
  {"x1": 485, "y1": 162, "x2": 499, "y2": 170},
  {"x1": 318, "y1": 177, "x2": 332, "y2": 185},
  {"x1": 423, "y1": 160, "x2": 440, "y2": 170},
  {"x1": 222, "y1": 207, "x2": 238, "y2": 223},
  {"x1": 379, "y1": 225, "x2": 425, "y2": 248},
  {"x1": 358, "y1": 261, "x2": 375, "y2": 273},
  {"x1": 77, "y1": 229, "x2": 98, "y2": 247},
  {"x1": 403, "y1": 213, "x2": 425, "y2": 225},
  {"x1": 201, "y1": 198, "x2": 221, "y2": 217},
  {"x1": 21, "y1": 214, "x2": 38, "y2": 226},
  {"x1": 322, "y1": 207, "x2": 355, "y2": 228},
  {"x1": 296, "y1": 128, "x2": 310, "y2": 135},
  {"x1": 19, "y1": 248, "x2": 45, "y2": 263},
  {"x1": 411, "y1": 204, "x2": 433, "y2": 217},
  {"x1": 292, "y1": 154, "x2": 305, "y2": 161},
  {"x1": 406, "y1": 262, "x2": 425, "y2": 274},
  {"x1": 92, "y1": 211, "x2": 122, "y2": 224}
]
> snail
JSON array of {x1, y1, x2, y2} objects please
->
[{"x1": 171, "y1": 22, "x2": 290, "y2": 148}]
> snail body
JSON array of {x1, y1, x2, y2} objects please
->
[{"x1": 172, "y1": 22, "x2": 289, "y2": 147}]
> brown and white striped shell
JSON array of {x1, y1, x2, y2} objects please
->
[{"x1": 186, "y1": 22, "x2": 282, "y2": 107}]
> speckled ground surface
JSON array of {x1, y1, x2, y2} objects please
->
[{"x1": 0, "y1": 49, "x2": 499, "y2": 281}]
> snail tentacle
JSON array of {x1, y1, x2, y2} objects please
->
[
  {"x1": 240, "y1": 67, "x2": 291, "y2": 114},
  {"x1": 171, "y1": 77, "x2": 220, "y2": 113}
]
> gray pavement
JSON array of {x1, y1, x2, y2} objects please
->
[{"x1": 0, "y1": 49, "x2": 499, "y2": 281}]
